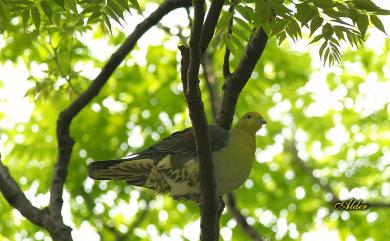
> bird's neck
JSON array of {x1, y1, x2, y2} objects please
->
[
  {"x1": 229, "y1": 127, "x2": 256, "y2": 160},
  {"x1": 231, "y1": 126, "x2": 256, "y2": 139}
]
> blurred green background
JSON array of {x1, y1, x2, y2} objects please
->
[{"x1": 0, "y1": 0, "x2": 390, "y2": 240}]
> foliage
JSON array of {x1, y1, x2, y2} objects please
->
[
  {"x1": 212, "y1": 0, "x2": 388, "y2": 65},
  {"x1": 0, "y1": 0, "x2": 389, "y2": 240}
]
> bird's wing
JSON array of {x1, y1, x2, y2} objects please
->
[
  {"x1": 88, "y1": 125, "x2": 229, "y2": 188},
  {"x1": 137, "y1": 125, "x2": 229, "y2": 168}
]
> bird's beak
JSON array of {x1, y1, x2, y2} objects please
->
[{"x1": 257, "y1": 118, "x2": 267, "y2": 125}]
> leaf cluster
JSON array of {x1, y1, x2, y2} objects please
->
[{"x1": 211, "y1": 0, "x2": 388, "y2": 65}]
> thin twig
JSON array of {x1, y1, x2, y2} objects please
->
[
  {"x1": 226, "y1": 193, "x2": 263, "y2": 241},
  {"x1": 202, "y1": 52, "x2": 220, "y2": 119},
  {"x1": 223, "y1": 1, "x2": 235, "y2": 77}
]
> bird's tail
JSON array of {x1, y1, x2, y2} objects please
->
[{"x1": 88, "y1": 158, "x2": 154, "y2": 186}]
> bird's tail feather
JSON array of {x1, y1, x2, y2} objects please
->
[{"x1": 88, "y1": 158, "x2": 154, "y2": 186}]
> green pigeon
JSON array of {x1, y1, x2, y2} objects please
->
[{"x1": 88, "y1": 112, "x2": 266, "y2": 199}]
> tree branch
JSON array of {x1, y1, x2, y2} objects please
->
[
  {"x1": 179, "y1": 46, "x2": 190, "y2": 94},
  {"x1": 0, "y1": 155, "x2": 73, "y2": 239},
  {"x1": 200, "y1": 0, "x2": 224, "y2": 53},
  {"x1": 289, "y1": 142, "x2": 390, "y2": 209},
  {"x1": 226, "y1": 193, "x2": 263, "y2": 241},
  {"x1": 223, "y1": 46, "x2": 231, "y2": 78},
  {"x1": 47, "y1": 0, "x2": 191, "y2": 239},
  {"x1": 223, "y1": 2, "x2": 235, "y2": 77},
  {"x1": 182, "y1": 0, "x2": 220, "y2": 240},
  {"x1": 217, "y1": 28, "x2": 268, "y2": 130},
  {"x1": 288, "y1": 143, "x2": 336, "y2": 202},
  {"x1": 202, "y1": 49, "x2": 264, "y2": 241},
  {"x1": 0, "y1": 154, "x2": 45, "y2": 227},
  {"x1": 202, "y1": 52, "x2": 220, "y2": 120}
]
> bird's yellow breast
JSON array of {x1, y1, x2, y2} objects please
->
[{"x1": 213, "y1": 129, "x2": 256, "y2": 195}]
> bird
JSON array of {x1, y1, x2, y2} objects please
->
[{"x1": 88, "y1": 112, "x2": 267, "y2": 200}]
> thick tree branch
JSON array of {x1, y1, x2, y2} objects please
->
[
  {"x1": 202, "y1": 51, "x2": 264, "y2": 241},
  {"x1": 0, "y1": 156, "x2": 72, "y2": 239},
  {"x1": 200, "y1": 0, "x2": 224, "y2": 53},
  {"x1": 179, "y1": 46, "x2": 190, "y2": 94},
  {"x1": 223, "y1": 46, "x2": 231, "y2": 78},
  {"x1": 0, "y1": 154, "x2": 45, "y2": 227},
  {"x1": 217, "y1": 28, "x2": 268, "y2": 130},
  {"x1": 289, "y1": 142, "x2": 390, "y2": 209},
  {"x1": 46, "y1": 0, "x2": 191, "y2": 239},
  {"x1": 182, "y1": 0, "x2": 220, "y2": 240}
]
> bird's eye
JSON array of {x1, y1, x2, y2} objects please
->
[{"x1": 247, "y1": 114, "x2": 251, "y2": 119}]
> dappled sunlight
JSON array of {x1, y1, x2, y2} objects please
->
[{"x1": 0, "y1": 0, "x2": 389, "y2": 240}]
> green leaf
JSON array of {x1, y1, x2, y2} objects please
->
[
  {"x1": 329, "y1": 37, "x2": 340, "y2": 47},
  {"x1": 356, "y1": 14, "x2": 368, "y2": 35},
  {"x1": 334, "y1": 28, "x2": 345, "y2": 40},
  {"x1": 87, "y1": 11, "x2": 102, "y2": 24},
  {"x1": 31, "y1": 7, "x2": 40, "y2": 31},
  {"x1": 105, "y1": 7, "x2": 122, "y2": 26},
  {"x1": 370, "y1": 15, "x2": 386, "y2": 34},
  {"x1": 269, "y1": 1, "x2": 291, "y2": 17},
  {"x1": 289, "y1": 20, "x2": 302, "y2": 39},
  {"x1": 234, "y1": 17, "x2": 252, "y2": 33},
  {"x1": 262, "y1": 22, "x2": 272, "y2": 36},
  {"x1": 319, "y1": 41, "x2": 327, "y2": 58},
  {"x1": 129, "y1": 0, "x2": 141, "y2": 12},
  {"x1": 323, "y1": 47, "x2": 330, "y2": 62},
  {"x1": 115, "y1": 0, "x2": 130, "y2": 12},
  {"x1": 53, "y1": 0, "x2": 65, "y2": 9},
  {"x1": 209, "y1": 28, "x2": 225, "y2": 48},
  {"x1": 217, "y1": 12, "x2": 232, "y2": 28},
  {"x1": 233, "y1": 27, "x2": 249, "y2": 41},
  {"x1": 67, "y1": 0, "x2": 77, "y2": 13},
  {"x1": 314, "y1": 0, "x2": 334, "y2": 8},
  {"x1": 108, "y1": 1, "x2": 125, "y2": 20},
  {"x1": 254, "y1": 0, "x2": 268, "y2": 24},
  {"x1": 40, "y1": 1, "x2": 52, "y2": 22},
  {"x1": 81, "y1": 6, "x2": 102, "y2": 15},
  {"x1": 21, "y1": 9, "x2": 30, "y2": 29},
  {"x1": 322, "y1": 23, "x2": 334, "y2": 39},
  {"x1": 328, "y1": 54, "x2": 334, "y2": 65},
  {"x1": 323, "y1": 8, "x2": 343, "y2": 20},
  {"x1": 296, "y1": 3, "x2": 317, "y2": 26},
  {"x1": 310, "y1": 16, "x2": 323, "y2": 36},
  {"x1": 353, "y1": 0, "x2": 390, "y2": 15},
  {"x1": 270, "y1": 19, "x2": 287, "y2": 36},
  {"x1": 309, "y1": 34, "x2": 324, "y2": 44},
  {"x1": 225, "y1": 37, "x2": 237, "y2": 57},
  {"x1": 235, "y1": 5, "x2": 254, "y2": 23},
  {"x1": 277, "y1": 31, "x2": 286, "y2": 45},
  {"x1": 231, "y1": 34, "x2": 245, "y2": 50},
  {"x1": 103, "y1": 14, "x2": 112, "y2": 34}
]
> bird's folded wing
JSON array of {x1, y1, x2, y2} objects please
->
[{"x1": 88, "y1": 125, "x2": 229, "y2": 183}]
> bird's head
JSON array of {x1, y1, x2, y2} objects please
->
[{"x1": 235, "y1": 112, "x2": 267, "y2": 134}]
